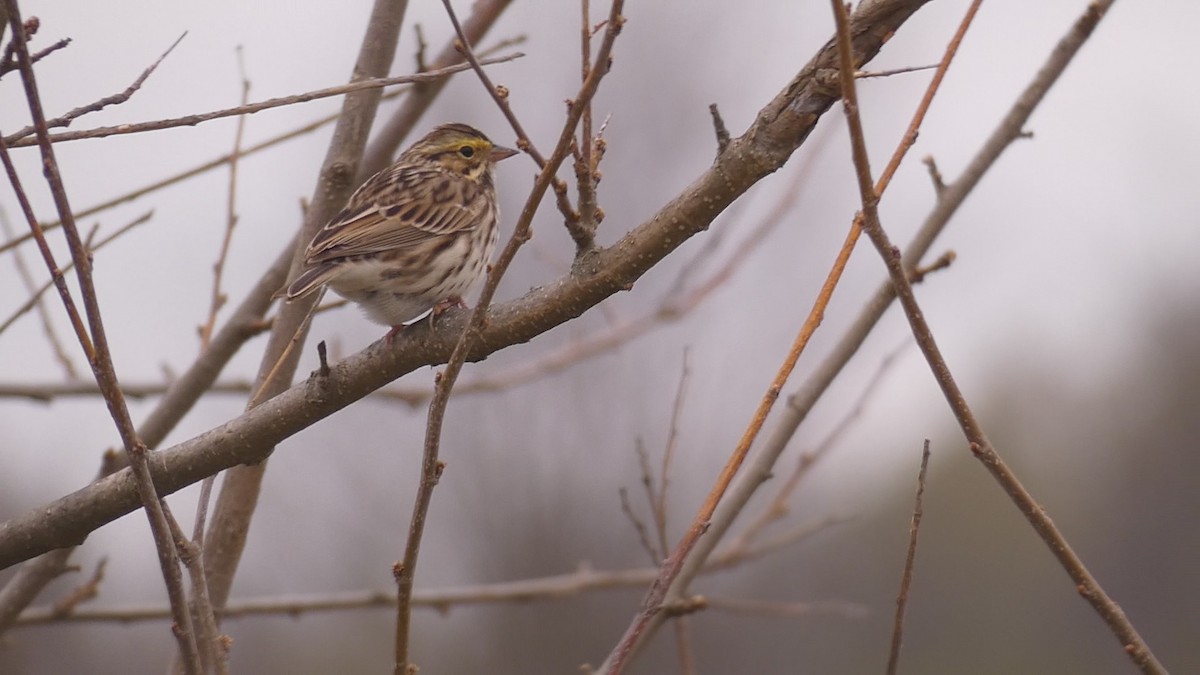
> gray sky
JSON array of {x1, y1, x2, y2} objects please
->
[{"x1": 2, "y1": 1, "x2": 1197, "y2": 672}]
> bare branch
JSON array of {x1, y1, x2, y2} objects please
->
[
  {"x1": 2, "y1": 33, "x2": 185, "y2": 143},
  {"x1": 198, "y1": 47, "x2": 251, "y2": 352},
  {"x1": 15, "y1": 516, "x2": 831, "y2": 627},
  {"x1": 393, "y1": 1, "x2": 625, "y2": 669},
  {"x1": 886, "y1": 440, "x2": 931, "y2": 675},
  {"x1": 0, "y1": 210, "x2": 154, "y2": 338},
  {"x1": 0, "y1": 0, "x2": 925, "y2": 580},
  {"x1": 705, "y1": 596, "x2": 869, "y2": 620},
  {"x1": 830, "y1": 1, "x2": 1163, "y2": 673},
  {"x1": 0, "y1": 208, "x2": 79, "y2": 377},
  {"x1": 3, "y1": 52, "x2": 521, "y2": 148},
  {"x1": 359, "y1": 0, "x2": 516, "y2": 178},
  {"x1": 1, "y1": 3, "x2": 200, "y2": 669},
  {"x1": 195, "y1": 1, "x2": 414, "y2": 651},
  {"x1": 602, "y1": 0, "x2": 974, "y2": 667}
]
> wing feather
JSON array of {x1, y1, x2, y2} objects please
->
[{"x1": 303, "y1": 164, "x2": 487, "y2": 265}]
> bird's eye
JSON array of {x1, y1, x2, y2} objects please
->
[{"x1": 458, "y1": 145, "x2": 475, "y2": 158}]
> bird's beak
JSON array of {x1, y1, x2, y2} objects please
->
[{"x1": 490, "y1": 145, "x2": 519, "y2": 162}]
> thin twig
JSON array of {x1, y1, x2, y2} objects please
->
[
  {"x1": 0, "y1": 210, "x2": 154, "y2": 337},
  {"x1": 14, "y1": 518, "x2": 824, "y2": 627},
  {"x1": 199, "y1": 47, "x2": 251, "y2": 352},
  {"x1": 358, "y1": 0, "x2": 518, "y2": 177},
  {"x1": 886, "y1": 440, "x2": 931, "y2": 675},
  {"x1": 1, "y1": 2, "x2": 200, "y2": 670},
  {"x1": 195, "y1": 2, "x2": 413, "y2": 658},
  {"x1": 0, "y1": 208, "x2": 79, "y2": 377},
  {"x1": 705, "y1": 596, "x2": 869, "y2": 620},
  {"x1": 601, "y1": 2, "x2": 967, "y2": 668},
  {"x1": 48, "y1": 558, "x2": 105, "y2": 618},
  {"x1": 573, "y1": 0, "x2": 602, "y2": 252},
  {"x1": 830, "y1": 1, "x2": 1163, "y2": 673},
  {"x1": 164, "y1": 506, "x2": 225, "y2": 675},
  {"x1": 708, "y1": 103, "x2": 730, "y2": 156},
  {"x1": 3, "y1": 52, "x2": 521, "y2": 148},
  {"x1": 0, "y1": 0, "x2": 927, "y2": 577},
  {"x1": 0, "y1": 51, "x2": 522, "y2": 259},
  {"x1": 661, "y1": 379, "x2": 698, "y2": 675},
  {"x1": 855, "y1": 63, "x2": 938, "y2": 79},
  {"x1": 0, "y1": 35, "x2": 69, "y2": 76},
  {"x1": 619, "y1": 485, "x2": 660, "y2": 563},
  {"x1": 392, "y1": 2, "x2": 625, "y2": 671},
  {"x1": 655, "y1": 351, "x2": 690, "y2": 550},
  {"x1": 3, "y1": 33, "x2": 185, "y2": 143},
  {"x1": 728, "y1": 344, "x2": 907, "y2": 550},
  {"x1": 439, "y1": 0, "x2": 586, "y2": 247}
]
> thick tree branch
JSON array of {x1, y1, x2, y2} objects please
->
[
  {"x1": 0, "y1": 0, "x2": 930, "y2": 572},
  {"x1": 196, "y1": 0, "x2": 410, "y2": 632}
]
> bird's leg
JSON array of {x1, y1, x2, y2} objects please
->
[
  {"x1": 384, "y1": 324, "x2": 407, "y2": 346},
  {"x1": 429, "y1": 295, "x2": 468, "y2": 325}
]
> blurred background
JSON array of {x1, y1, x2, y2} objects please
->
[{"x1": 2, "y1": 0, "x2": 1198, "y2": 672}]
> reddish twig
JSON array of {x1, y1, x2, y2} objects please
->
[
  {"x1": 601, "y1": 2, "x2": 972, "y2": 668},
  {"x1": 829, "y1": 1, "x2": 1164, "y2": 673},
  {"x1": 728, "y1": 343, "x2": 908, "y2": 550}
]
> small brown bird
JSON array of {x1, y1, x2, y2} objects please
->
[{"x1": 285, "y1": 123, "x2": 517, "y2": 339}]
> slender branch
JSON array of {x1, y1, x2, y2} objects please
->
[
  {"x1": 165, "y1": 506, "x2": 225, "y2": 674},
  {"x1": 198, "y1": 47, "x2": 251, "y2": 352},
  {"x1": 16, "y1": 513, "x2": 835, "y2": 627},
  {"x1": 704, "y1": 596, "x2": 868, "y2": 620},
  {"x1": 601, "y1": 1, "x2": 970, "y2": 667},
  {"x1": 0, "y1": 51, "x2": 522, "y2": 259},
  {"x1": 728, "y1": 344, "x2": 907, "y2": 551},
  {"x1": 392, "y1": 3, "x2": 625, "y2": 670},
  {"x1": 2, "y1": 2, "x2": 200, "y2": 669},
  {"x1": 572, "y1": 0, "x2": 602, "y2": 253},
  {"x1": 655, "y1": 352, "x2": 690, "y2": 550},
  {"x1": 0, "y1": 210, "x2": 154, "y2": 337},
  {"x1": 0, "y1": 208, "x2": 79, "y2": 377},
  {"x1": 48, "y1": 558, "x2": 106, "y2": 618},
  {"x1": 830, "y1": 2, "x2": 1163, "y2": 673},
  {"x1": 359, "y1": 0, "x2": 516, "y2": 178},
  {"x1": 619, "y1": 484, "x2": 660, "y2": 563},
  {"x1": 855, "y1": 63, "x2": 938, "y2": 79},
  {"x1": 198, "y1": 0, "x2": 412, "y2": 634},
  {"x1": 0, "y1": 0, "x2": 929, "y2": 576},
  {"x1": 0, "y1": 36, "x2": 70, "y2": 76},
  {"x1": 886, "y1": 440, "x2": 931, "y2": 675},
  {"x1": 440, "y1": 0, "x2": 587, "y2": 246},
  {"x1": 3, "y1": 52, "x2": 520, "y2": 148},
  {"x1": 2, "y1": 33, "x2": 185, "y2": 144}
]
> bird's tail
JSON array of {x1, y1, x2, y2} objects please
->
[{"x1": 285, "y1": 263, "x2": 338, "y2": 300}]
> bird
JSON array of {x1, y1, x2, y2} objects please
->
[{"x1": 285, "y1": 123, "x2": 517, "y2": 341}]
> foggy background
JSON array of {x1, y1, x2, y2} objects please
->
[{"x1": 2, "y1": 0, "x2": 1198, "y2": 672}]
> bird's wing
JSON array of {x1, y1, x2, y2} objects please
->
[{"x1": 305, "y1": 164, "x2": 489, "y2": 264}]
